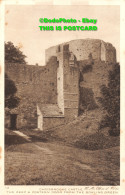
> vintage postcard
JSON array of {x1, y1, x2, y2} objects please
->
[{"x1": 0, "y1": 0, "x2": 125, "y2": 194}]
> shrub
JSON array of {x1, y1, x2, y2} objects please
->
[{"x1": 99, "y1": 63, "x2": 120, "y2": 136}]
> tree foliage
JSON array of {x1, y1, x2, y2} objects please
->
[
  {"x1": 5, "y1": 41, "x2": 26, "y2": 109},
  {"x1": 5, "y1": 74, "x2": 20, "y2": 109},
  {"x1": 5, "y1": 41, "x2": 27, "y2": 64},
  {"x1": 99, "y1": 63, "x2": 120, "y2": 136}
]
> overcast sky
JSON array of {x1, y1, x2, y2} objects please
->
[{"x1": 5, "y1": 5, "x2": 120, "y2": 65}]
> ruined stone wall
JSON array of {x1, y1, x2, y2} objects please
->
[
  {"x1": 101, "y1": 41, "x2": 116, "y2": 63},
  {"x1": 56, "y1": 52, "x2": 64, "y2": 114},
  {"x1": 50, "y1": 44, "x2": 80, "y2": 120},
  {"x1": 45, "y1": 39, "x2": 116, "y2": 119},
  {"x1": 63, "y1": 50, "x2": 80, "y2": 119},
  {"x1": 6, "y1": 57, "x2": 58, "y2": 104},
  {"x1": 5, "y1": 38, "x2": 117, "y2": 129},
  {"x1": 45, "y1": 39, "x2": 116, "y2": 64},
  {"x1": 5, "y1": 56, "x2": 58, "y2": 129}
]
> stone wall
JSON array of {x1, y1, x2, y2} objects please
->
[
  {"x1": 49, "y1": 44, "x2": 80, "y2": 120},
  {"x1": 45, "y1": 39, "x2": 116, "y2": 119},
  {"x1": 45, "y1": 39, "x2": 116, "y2": 64},
  {"x1": 5, "y1": 38, "x2": 117, "y2": 130},
  {"x1": 56, "y1": 52, "x2": 64, "y2": 113},
  {"x1": 43, "y1": 117, "x2": 64, "y2": 130},
  {"x1": 5, "y1": 56, "x2": 58, "y2": 129},
  {"x1": 6, "y1": 57, "x2": 58, "y2": 104},
  {"x1": 63, "y1": 50, "x2": 80, "y2": 119}
]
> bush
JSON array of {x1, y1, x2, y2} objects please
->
[
  {"x1": 99, "y1": 63, "x2": 120, "y2": 136},
  {"x1": 74, "y1": 132, "x2": 120, "y2": 150}
]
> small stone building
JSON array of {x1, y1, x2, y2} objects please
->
[
  {"x1": 37, "y1": 104, "x2": 64, "y2": 130},
  {"x1": 5, "y1": 39, "x2": 116, "y2": 130}
]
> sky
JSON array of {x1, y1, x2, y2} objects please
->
[{"x1": 5, "y1": 5, "x2": 120, "y2": 65}]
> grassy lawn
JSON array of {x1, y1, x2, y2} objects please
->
[{"x1": 5, "y1": 128, "x2": 120, "y2": 185}]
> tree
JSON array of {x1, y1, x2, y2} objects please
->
[
  {"x1": 99, "y1": 63, "x2": 120, "y2": 136},
  {"x1": 5, "y1": 74, "x2": 20, "y2": 109},
  {"x1": 5, "y1": 41, "x2": 27, "y2": 109},
  {"x1": 5, "y1": 41, "x2": 27, "y2": 64}
]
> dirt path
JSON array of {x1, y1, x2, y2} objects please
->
[{"x1": 5, "y1": 137, "x2": 120, "y2": 185}]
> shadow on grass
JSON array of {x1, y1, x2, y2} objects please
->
[
  {"x1": 5, "y1": 133, "x2": 48, "y2": 147},
  {"x1": 5, "y1": 134, "x2": 29, "y2": 146},
  {"x1": 29, "y1": 135, "x2": 48, "y2": 142}
]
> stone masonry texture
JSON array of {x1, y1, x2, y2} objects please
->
[{"x1": 5, "y1": 39, "x2": 116, "y2": 130}]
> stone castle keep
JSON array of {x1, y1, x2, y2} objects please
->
[{"x1": 5, "y1": 39, "x2": 116, "y2": 130}]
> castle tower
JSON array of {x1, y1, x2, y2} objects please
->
[
  {"x1": 63, "y1": 46, "x2": 80, "y2": 119},
  {"x1": 5, "y1": 39, "x2": 117, "y2": 130},
  {"x1": 52, "y1": 44, "x2": 80, "y2": 120},
  {"x1": 45, "y1": 39, "x2": 116, "y2": 121}
]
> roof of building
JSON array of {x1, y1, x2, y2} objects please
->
[{"x1": 37, "y1": 104, "x2": 64, "y2": 117}]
